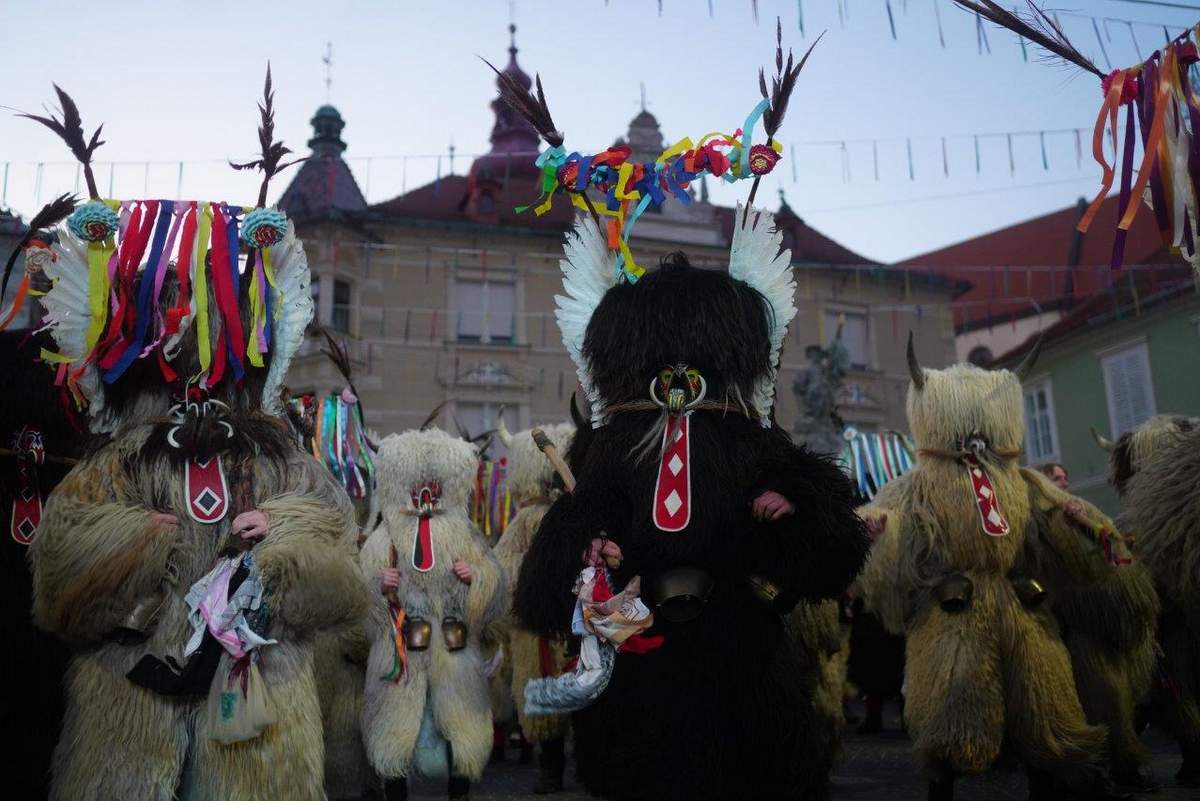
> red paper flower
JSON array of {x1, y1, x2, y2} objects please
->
[
  {"x1": 252, "y1": 226, "x2": 282, "y2": 247},
  {"x1": 748, "y1": 144, "x2": 780, "y2": 176}
]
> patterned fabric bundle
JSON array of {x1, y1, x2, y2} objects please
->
[{"x1": 839, "y1": 428, "x2": 916, "y2": 499}]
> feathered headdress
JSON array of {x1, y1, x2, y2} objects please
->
[
  {"x1": 957, "y1": 1, "x2": 1200, "y2": 274},
  {"x1": 491, "y1": 18, "x2": 813, "y2": 427},
  {"x1": 22, "y1": 68, "x2": 311, "y2": 431}
]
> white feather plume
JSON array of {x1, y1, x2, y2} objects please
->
[
  {"x1": 40, "y1": 228, "x2": 114, "y2": 432},
  {"x1": 262, "y1": 222, "x2": 313, "y2": 416},
  {"x1": 553, "y1": 215, "x2": 617, "y2": 427},
  {"x1": 728, "y1": 204, "x2": 797, "y2": 427}
]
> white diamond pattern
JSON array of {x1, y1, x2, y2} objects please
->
[
  {"x1": 668, "y1": 454, "x2": 683, "y2": 476},
  {"x1": 664, "y1": 490, "x2": 683, "y2": 517}
]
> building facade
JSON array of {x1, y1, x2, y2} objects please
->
[
  {"x1": 997, "y1": 275, "x2": 1200, "y2": 515},
  {"x1": 279, "y1": 32, "x2": 961, "y2": 451}
]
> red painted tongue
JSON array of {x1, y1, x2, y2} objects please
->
[
  {"x1": 185, "y1": 457, "x2": 229, "y2": 524},
  {"x1": 412, "y1": 515, "x2": 435, "y2": 572},
  {"x1": 653, "y1": 414, "x2": 691, "y2": 533},
  {"x1": 965, "y1": 454, "x2": 1009, "y2": 537}
]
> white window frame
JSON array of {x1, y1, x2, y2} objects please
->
[
  {"x1": 1022, "y1": 376, "x2": 1060, "y2": 464},
  {"x1": 454, "y1": 277, "x2": 516, "y2": 344},
  {"x1": 1098, "y1": 338, "x2": 1157, "y2": 437}
]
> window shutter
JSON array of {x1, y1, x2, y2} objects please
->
[{"x1": 1103, "y1": 344, "x2": 1156, "y2": 436}]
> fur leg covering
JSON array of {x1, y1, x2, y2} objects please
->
[
  {"x1": 50, "y1": 656, "x2": 187, "y2": 801},
  {"x1": 315, "y1": 630, "x2": 376, "y2": 799},
  {"x1": 903, "y1": 578, "x2": 1006, "y2": 779}
]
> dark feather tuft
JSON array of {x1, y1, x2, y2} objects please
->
[
  {"x1": 318, "y1": 326, "x2": 353, "y2": 384},
  {"x1": 232, "y1": 64, "x2": 306, "y2": 207},
  {"x1": 952, "y1": 1, "x2": 1103, "y2": 78},
  {"x1": 18, "y1": 86, "x2": 103, "y2": 197},
  {"x1": 481, "y1": 57, "x2": 564, "y2": 148}
]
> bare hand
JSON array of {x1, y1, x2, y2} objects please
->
[
  {"x1": 599, "y1": 539, "x2": 623, "y2": 568},
  {"x1": 452, "y1": 559, "x2": 473, "y2": 585},
  {"x1": 381, "y1": 567, "x2": 400, "y2": 594},
  {"x1": 152, "y1": 513, "x2": 179, "y2": 530},
  {"x1": 1063, "y1": 501, "x2": 1085, "y2": 521},
  {"x1": 232, "y1": 510, "x2": 270, "y2": 542},
  {"x1": 864, "y1": 513, "x2": 888, "y2": 541},
  {"x1": 751, "y1": 491, "x2": 795, "y2": 521}
]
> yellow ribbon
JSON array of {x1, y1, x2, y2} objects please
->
[{"x1": 192, "y1": 203, "x2": 213, "y2": 381}]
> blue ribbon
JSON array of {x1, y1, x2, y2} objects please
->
[
  {"x1": 224, "y1": 205, "x2": 245, "y2": 381},
  {"x1": 738, "y1": 98, "x2": 771, "y2": 177}
]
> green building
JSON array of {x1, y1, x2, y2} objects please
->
[{"x1": 998, "y1": 272, "x2": 1200, "y2": 515}]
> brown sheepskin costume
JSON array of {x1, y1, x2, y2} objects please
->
[
  {"x1": 1108, "y1": 415, "x2": 1200, "y2": 787},
  {"x1": 32, "y1": 420, "x2": 369, "y2": 801},
  {"x1": 857, "y1": 351, "x2": 1133, "y2": 799},
  {"x1": 361, "y1": 428, "x2": 508, "y2": 785}
]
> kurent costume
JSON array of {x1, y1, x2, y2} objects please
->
[
  {"x1": 857, "y1": 341, "x2": 1137, "y2": 801},
  {"x1": 361, "y1": 428, "x2": 508, "y2": 800},
  {"x1": 0, "y1": 329, "x2": 77, "y2": 800},
  {"x1": 23, "y1": 78, "x2": 369, "y2": 800},
  {"x1": 1097, "y1": 415, "x2": 1200, "y2": 787},
  {"x1": 492, "y1": 421, "x2": 574, "y2": 794},
  {"x1": 493, "y1": 26, "x2": 869, "y2": 801}
]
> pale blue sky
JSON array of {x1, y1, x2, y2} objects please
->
[{"x1": 1, "y1": 0, "x2": 1196, "y2": 262}]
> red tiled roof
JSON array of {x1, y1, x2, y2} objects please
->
[
  {"x1": 996, "y1": 253, "x2": 1195, "y2": 364},
  {"x1": 899, "y1": 195, "x2": 1172, "y2": 329}
]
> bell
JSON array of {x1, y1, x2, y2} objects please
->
[
  {"x1": 442, "y1": 617, "x2": 468, "y2": 651},
  {"x1": 651, "y1": 567, "x2": 713, "y2": 624},
  {"x1": 115, "y1": 591, "x2": 166, "y2": 643},
  {"x1": 935, "y1": 574, "x2": 974, "y2": 613},
  {"x1": 1011, "y1": 576, "x2": 1048, "y2": 609},
  {"x1": 405, "y1": 617, "x2": 432, "y2": 651}
]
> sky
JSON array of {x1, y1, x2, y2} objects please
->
[{"x1": 2, "y1": 0, "x2": 1198, "y2": 263}]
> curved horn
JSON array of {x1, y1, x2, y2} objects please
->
[
  {"x1": 495, "y1": 405, "x2": 514, "y2": 448},
  {"x1": 906, "y1": 332, "x2": 925, "y2": 391},
  {"x1": 1091, "y1": 427, "x2": 1115, "y2": 451},
  {"x1": 1013, "y1": 335, "x2": 1044, "y2": 380},
  {"x1": 419, "y1": 399, "x2": 449, "y2": 431}
]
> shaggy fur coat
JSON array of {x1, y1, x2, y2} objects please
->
[
  {"x1": 857, "y1": 364, "x2": 1119, "y2": 788},
  {"x1": 30, "y1": 418, "x2": 369, "y2": 801},
  {"x1": 492, "y1": 422, "x2": 574, "y2": 744},
  {"x1": 360, "y1": 429, "x2": 508, "y2": 782},
  {"x1": 1120, "y1": 421, "x2": 1200, "y2": 770}
]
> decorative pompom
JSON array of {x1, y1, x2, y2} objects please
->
[
  {"x1": 68, "y1": 201, "x2": 119, "y2": 242},
  {"x1": 240, "y1": 207, "x2": 289, "y2": 249},
  {"x1": 748, "y1": 144, "x2": 781, "y2": 176}
]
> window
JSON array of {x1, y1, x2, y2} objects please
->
[
  {"x1": 456, "y1": 280, "x2": 515, "y2": 343},
  {"x1": 331, "y1": 278, "x2": 352, "y2": 333},
  {"x1": 825, "y1": 309, "x2": 869, "y2": 369},
  {"x1": 1102, "y1": 342, "x2": 1156, "y2": 436},
  {"x1": 1023, "y1": 379, "x2": 1059, "y2": 463}
]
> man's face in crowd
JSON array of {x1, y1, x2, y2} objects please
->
[{"x1": 1048, "y1": 465, "x2": 1069, "y2": 491}]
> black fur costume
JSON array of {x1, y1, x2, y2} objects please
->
[
  {"x1": 0, "y1": 329, "x2": 77, "y2": 799},
  {"x1": 515, "y1": 254, "x2": 868, "y2": 801}
]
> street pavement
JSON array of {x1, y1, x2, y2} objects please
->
[{"x1": 401, "y1": 703, "x2": 1195, "y2": 801}]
